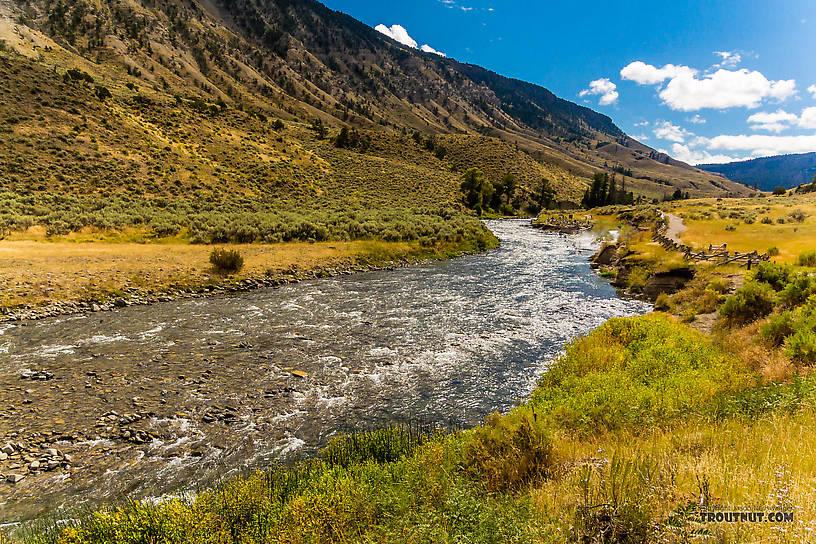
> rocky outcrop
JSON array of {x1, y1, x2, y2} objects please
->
[{"x1": 642, "y1": 267, "x2": 695, "y2": 298}]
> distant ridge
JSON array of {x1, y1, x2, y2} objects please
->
[{"x1": 699, "y1": 152, "x2": 816, "y2": 191}]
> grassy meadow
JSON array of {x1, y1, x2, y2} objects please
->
[{"x1": 665, "y1": 192, "x2": 816, "y2": 263}]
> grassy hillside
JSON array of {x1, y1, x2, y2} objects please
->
[{"x1": 0, "y1": 0, "x2": 750, "y2": 203}]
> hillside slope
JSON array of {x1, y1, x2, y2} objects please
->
[
  {"x1": 0, "y1": 0, "x2": 749, "y2": 223},
  {"x1": 699, "y1": 152, "x2": 816, "y2": 191}
]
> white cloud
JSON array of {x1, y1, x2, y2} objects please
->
[
  {"x1": 375, "y1": 24, "x2": 418, "y2": 48},
  {"x1": 687, "y1": 114, "x2": 706, "y2": 124},
  {"x1": 745, "y1": 107, "x2": 816, "y2": 132},
  {"x1": 420, "y1": 44, "x2": 446, "y2": 57},
  {"x1": 621, "y1": 61, "x2": 797, "y2": 111},
  {"x1": 809, "y1": 85, "x2": 816, "y2": 99},
  {"x1": 666, "y1": 143, "x2": 745, "y2": 165},
  {"x1": 633, "y1": 120, "x2": 650, "y2": 127},
  {"x1": 620, "y1": 61, "x2": 693, "y2": 85},
  {"x1": 747, "y1": 109, "x2": 799, "y2": 133},
  {"x1": 701, "y1": 133, "x2": 816, "y2": 157},
  {"x1": 579, "y1": 78, "x2": 618, "y2": 106},
  {"x1": 653, "y1": 121, "x2": 691, "y2": 143},
  {"x1": 713, "y1": 51, "x2": 741, "y2": 69},
  {"x1": 660, "y1": 69, "x2": 796, "y2": 111},
  {"x1": 375, "y1": 24, "x2": 446, "y2": 56},
  {"x1": 800, "y1": 107, "x2": 816, "y2": 129}
]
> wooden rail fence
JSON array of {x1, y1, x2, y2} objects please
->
[{"x1": 651, "y1": 232, "x2": 770, "y2": 269}]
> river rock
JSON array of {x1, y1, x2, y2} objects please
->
[
  {"x1": 291, "y1": 370, "x2": 308, "y2": 378},
  {"x1": 1, "y1": 443, "x2": 14, "y2": 455},
  {"x1": 7, "y1": 473, "x2": 25, "y2": 484}
]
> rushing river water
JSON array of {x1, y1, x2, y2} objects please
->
[{"x1": 0, "y1": 220, "x2": 650, "y2": 524}]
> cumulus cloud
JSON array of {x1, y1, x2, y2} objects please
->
[
  {"x1": 660, "y1": 69, "x2": 796, "y2": 111},
  {"x1": 375, "y1": 24, "x2": 446, "y2": 56},
  {"x1": 746, "y1": 107, "x2": 816, "y2": 132},
  {"x1": 799, "y1": 107, "x2": 816, "y2": 129},
  {"x1": 746, "y1": 110, "x2": 799, "y2": 133},
  {"x1": 702, "y1": 133, "x2": 816, "y2": 157},
  {"x1": 653, "y1": 121, "x2": 691, "y2": 143},
  {"x1": 620, "y1": 61, "x2": 693, "y2": 85},
  {"x1": 420, "y1": 44, "x2": 447, "y2": 57},
  {"x1": 579, "y1": 78, "x2": 618, "y2": 106},
  {"x1": 665, "y1": 143, "x2": 745, "y2": 165},
  {"x1": 809, "y1": 85, "x2": 816, "y2": 99},
  {"x1": 687, "y1": 114, "x2": 706, "y2": 124},
  {"x1": 375, "y1": 24, "x2": 418, "y2": 48},
  {"x1": 620, "y1": 61, "x2": 796, "y2": 111}
]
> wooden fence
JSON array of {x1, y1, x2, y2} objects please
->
[{"x1": 651, "y1": 232, "x2": 770, "y2": 269}]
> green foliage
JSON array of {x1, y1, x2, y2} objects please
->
[
  {"x1": 573, "y1": 456, "x2": 656, "y2": 544},
  {"x1": 785, "y1": 327, "x2": 816, "y2": 365},
  {"x1": 460, "y1": 167, "x2": 495, "y2": 215},
  {"x1": 761, "y1": 311, "x2": 796, "y2": 347},
  {"x1": 531, "y1": 315, "x2": 746, "y2": 432},
  {"x1": 779, "y1": 273, "x2": 816, "y2": 307},
  {"x1": 581, "y1": 172, "x2": 634, "y2": 209},
  {"x1": 209, "y1": 248, "x2": 243, "y2": 274},
  {"x1": 752, "y1": 262, "x2": 791, "y2": 290},
  {"x1": 720, "y1": 281, "x2": 775, "y2": 325},
  {"x1": 321, "y1": 425, "x2": 434, "y2": 468},
  {"x1": 797, "y1": 249, "x2": 816, "y2": 267},
  {"x1": 773, "y1": 186, "x2": 787, "y2": 195},
  {"x1": 767, "y1": 246, "x2": 780, "y2": 256},
  {"x1": 464, "y1": 408, "x2": 553, "y2": 491}
]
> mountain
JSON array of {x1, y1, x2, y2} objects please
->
[
  {"x1": 699, "y1": 153, "x2": 816, "y2": 192},
  {"x1": 0, "y1": 0, "x2": 749, "y2": 220}
]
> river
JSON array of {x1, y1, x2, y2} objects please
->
[{"x1": 0, "y1": 219, "x2": 650, "y2": 525}]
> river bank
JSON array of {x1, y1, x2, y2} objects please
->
[
  {"x1": 0, "y1": 235, "x2": 497, "y2": 323},
  {"x1": 0, "y1": 220, "x2": 649, "y2": 530}
]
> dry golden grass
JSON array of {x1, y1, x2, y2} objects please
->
[
  {"x1": 667, "y1": 193, "x2": 816, "y2": 263},
  {"x1": 0, "y1": 237, "x2": 427, "y2": 308},
  {"x1": 532, "y1": 410, "x2": 816, "y2": 542}
]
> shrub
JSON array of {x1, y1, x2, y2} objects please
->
[
  {"x1": 706, "y1": 278, "x2": 729, "y2": 294},
  {"x1": 724, "y1": 223, "x2": 736, "y2": 231},
  {"x1": 789, "y1": 209, "x2": 808, "y2": 223},
  {"x1": 654, "y1": 292, "x2": 671, "y2": 311},
  {"x1": 767, "y1": 246, "x2": 780, "y2": 256},
  {"x1": 761, "y1": 216, "x2": 774, "y2": 225},
  {"x1": 779, "y1": 273, "x2": 816, "y2": 307},
  {"x1": 720, "y1": 281, "x2": 775, "y2": 325},
  {"x1": 773, "y1": 186, "x2": 787, "y2": 195},
  {"x1": 752, "y1": 262, "x2": 791, "y2": 290},
  {"x1": 532, "y1": 315, "x2": 745, "y2": 432},
  {"x1": 785, "y1": 328, "x2": 816, "y2": 365},
  {"x1": 761, "y1": 311, "x2": 796, "y2": 347},
  {"x1": 797, "y1": 250, "x2": 816, "y2": 267},
  {"x1": 626, "y1": 266, "x2": 651, "y2": 291},
  {"x1": 463, "y1": 408, "x2": 553, "y2": 491},
  {"x1": 209, "y1": 248, "x2": 244, "y2": 274}
]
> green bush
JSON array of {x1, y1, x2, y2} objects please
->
[
  {"x1": 209, "y1": 248, "x2": 244, "y2": 274},
  {"x1": 761, "y1": 311, "x2": 796, "y2": 347},
  {"x1": 751, "y1": 262, "x2": 791, "y2": 290},
  {"x1": 463, "y1": 408, "x2": 553, "y2": 491},
  {"x1": 779, "y1": 273, "x2": 816, "y2": 307},
  {"x1": 797, "y1": 249, "x2": 816, "y2": 267},
  {"x1": 767, "y1": 246, "x2": 780, "y2": 256},
  {"x1": 532, "y1": 315, "x2": 746, "y2": 432},
  {"x1": 785, "y1": 328, "x2": 816, "y2": 365},
  {"x1": 719, "y1": 281, "x2": 776, "y2": 324}
]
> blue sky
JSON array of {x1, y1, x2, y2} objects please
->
[{"x1": 322, "y1": 0, "x2": 816, "y2": 165}]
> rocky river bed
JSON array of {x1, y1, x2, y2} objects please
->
[{"x1": 0, "y1": 220, "x2": 651, "y2": 527}]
